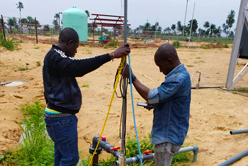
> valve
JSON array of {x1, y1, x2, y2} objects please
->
[
  {"x1": 110, "y1": 146, "x2": 120, "y2": 151},
  {"x1": 98, "y1": 134, "x2": 106, "y2": 141},
  {"x1": 142, "y1": 150, "x2": 153, "y2": 155}
]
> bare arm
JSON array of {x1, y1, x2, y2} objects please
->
[{"x1": 132, "y1": 78, "x2": 150, "y2": 101}]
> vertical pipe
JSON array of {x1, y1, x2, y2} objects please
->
[
  {"x1": 119, "y1": 0, "x2": 128, "y2": 165},
  {"x1": 226, "y1": 0, "x2": 248, "y2": 89},
  {"x1": 188, "y1": 3, "x2": 196, "y2": 48},
  {"x1": 93, "y1": 23, "x2": 95, "y2": 44},
  {"x1": 183, "y1": 0, "x2": 189, "y2": 37},
  {"x1": 1, "y1": 15, "x2": 6, "y2": 41},
  {"x1": 35, "y1": 17, "x2": 38, "y2": 44}
]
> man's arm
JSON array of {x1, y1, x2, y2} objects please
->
[{"x1": 132, "y1": 77, "x2": 150, "y2": 101}]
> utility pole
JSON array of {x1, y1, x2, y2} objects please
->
[
  {"x1": 183, "y1": 0, "x2": 189, "y2": 37},
  {"x1": 188, "y1": 2, "x2": 196, "y2": 48}
]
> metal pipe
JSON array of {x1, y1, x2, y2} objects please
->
[
  {"x1": 218, "y1": 149, "x2": 248, "y2": 166},
  {"x1": 35, "y1": 17, "x2": 38, "y2": 44},
  {"x1": 119, "y1": 0, "x2": 128, "y2": 165},
  {"x1": 225, "y1": 0, "x2": 248, "y2": 89},
  {"x1": 188, "y1": 3, "x2": 196, "y2": 48},
  {"x1": 230, "y1": 129, "x2": 248, "y2": 135},
  {"x1": 126, "y1": 145, "x2": 199, "y2": 164},
  {"x1": 183, "y1": 0, "x2": 189, "y2": 38},
  {"x1": 191, "y1": 86, "x2": 222, "y2": 89},
  {"x1": 91, "y1": 136, "x2": 120, "y2": 158}
]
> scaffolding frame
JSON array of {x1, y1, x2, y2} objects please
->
[
  {"x1": 225, "y1": 0, "x2": 248, "y2": 89},
  {"x1": 88, "y1": 13, "x2": 130, "y2": 44}
]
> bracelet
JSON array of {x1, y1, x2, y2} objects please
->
[{"x1": 111, "y1": 53, "x2": 114, "y2": 61}]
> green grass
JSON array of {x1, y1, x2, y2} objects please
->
[
  {"x1": 17, "y1": 66, "x2": 29, "y2": 71},
  {"x1": 0, "y1": 102, "x2": 192, "y2": 166},
  {"x1": 172, "y1": 41, "x2": 181, "y2": 48},
  {"x1": 82, "y1": 134, "x2": 191, "y2": 166},
  {"x1": 36, "y1": 61, "x2": 41, "y2": 67},
  {"x1": 0, "y1": 101, "x2": 54, "y2": 166},
  {"x1": 82, "y1": 84, "x2": 89, "y2": 88},
  {"x1": 0, "y1": 33, "x2": 19, "y2": 51}
]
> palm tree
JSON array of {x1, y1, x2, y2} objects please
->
[
  {"x1": 16, "y1": 2, "x2": 24, "y2": 19},
  {"x1": 85, "y1": 10, "x2": 90, "y2": 18},
  {"x1": 226, "y1": 10, "x2": 235, "y2": 35},
  {"x1": 171, "y1": 24, "x2": 176, "y2": 34}
]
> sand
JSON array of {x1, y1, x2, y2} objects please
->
[{"x1": 0, "y1": 40, "x2": 248, "y2": 166}]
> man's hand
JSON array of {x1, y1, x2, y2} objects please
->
[
  {"x1": 122, "y1": 64, "x2": 133, "y2": 78},
  {"x1": 109, "y1": 43, "x2": 130, "y2": 59}
]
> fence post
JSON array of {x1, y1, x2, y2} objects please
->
[
  {"x1": 35, "y1": 17, "x2": 38, "y2": 44},
  {"x1": 1, "y1": 15, "x2": 6, "y2": 41}
]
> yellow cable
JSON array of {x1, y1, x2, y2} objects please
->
[{"x1": 87, "y1": 57, "x2": 126, "y2": 166}]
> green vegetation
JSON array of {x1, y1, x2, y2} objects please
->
[
  {"x1": 17, "y1": 66, "x2": 29, "y2": 71},
  {"x1": 108, "y1": 39, "x2": 118, "y2": 47},
  {"x1": 0, "y1": 33, "x2": 18, "y2": 51},
  {"x1": 172, "y1": 41, "x2": 181, "y2": 48},
  {"x1": 0, "y1": 103, "x2": 191, "y2": 166},
  {"x1": 34, "y1": 46, "x2": 39, "y2": 49},
  {"x1": 82, "y1": 135, "x2": 191, "y2": 166},
  {"x1": 36, "y1": 61, "x2": 41, "y2": 66},
  {"x1": 82, "y1": 84, "x2": 89, "y2": 88},
  {"x1": 85, "y1": 48, "x2": 92, "y2": 54},
  {"x1": 0, "y1": 102, "x2": 54, "y2": 166}
]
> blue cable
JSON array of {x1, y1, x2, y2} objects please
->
[{"x1": 128, "y1": 53, "x2": 143, "y2": 166}]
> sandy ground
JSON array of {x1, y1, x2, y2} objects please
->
[{"x1": 0, "y1": 40, "x2": 248, "y2": 166}]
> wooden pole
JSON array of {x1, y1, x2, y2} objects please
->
[
  {"x1": 1, "y1": 15, "x2": 6, "y2": 41},
  {"x1": 35, "y1": 17, "x2": 38, "y2": 44}
]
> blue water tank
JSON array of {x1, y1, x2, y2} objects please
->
[{"x1": 62, "y1": 6, "x2": 88, "y2": 42}]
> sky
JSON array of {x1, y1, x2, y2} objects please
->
[{"x1": 0, "y1": 0, "x2": 241, "y2": 31}]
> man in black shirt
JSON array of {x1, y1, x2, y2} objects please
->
[{"x1": 43, "y1": 28, "x2": 130, "y2": 166}]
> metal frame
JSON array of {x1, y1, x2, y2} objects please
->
[
  {"x1": 88, "y1": 13, "x2": 130, "y2": 44},
  {"x1": 225, "y1": 0, "x2": 248, "y2": 90}
]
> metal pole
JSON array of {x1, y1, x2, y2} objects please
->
[
  {"x1": 1, "y1": 15, "x2": 6, "y2": 41},
  {"x1": 35, "y1": 17, "x2": 38, "y2": 44},
  {"x1": 188, "y1": 3, "x2": 195, "y2": 48},
  {"x1": 119, "y1": 0, "x2": 128, "y2": 166},
  {"x1": 218, "y1": 149, "x2": 248, "y2": 166},
  {"x1": 183, "y1": 0, "x2": 189, "y2": 37},
  {"x1": 226, "y1": 0, "x2": 248, "y2": 89}
]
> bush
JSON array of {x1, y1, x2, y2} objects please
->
[
  {"x1": 172, "y1": 41, "x2": 181, "y2": 48},
  {"x1": 108, "y1": 39, "x2": 118, "y2": 47},
  {"x1": 0, "y1": 33, "x2": 18, "y2": 51}
]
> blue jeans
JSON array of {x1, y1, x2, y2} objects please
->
[{"x1": 45, "y1": 115, "x2": 79, "y2": 166}]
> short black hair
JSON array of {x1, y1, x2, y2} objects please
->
[{"x1": 59, "y1": 27, "x2": 79, "y2": 43}]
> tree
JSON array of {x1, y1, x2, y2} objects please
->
[
  {"x1": 7, "y1": 17, "x2": 17, "y2": 33},
  {"x1": 177, "y1": 21, "x2": 183, "y2": 34},
  {"x1": 144, "y1": 22, "x2": 151, "y2": 31},
  {"x1": 188, "y1": 19, "x2": 198, "y2": 34},
  {"x1": 222, "y1": 23, "x2": 229, "y2": 37},
  {"x1": 164, "y1": 27, "x2": 171, "y2": 34},
  {"x1": 198, "y1": 28, "x2": 205, "y2": 37},
  {"x1": 226, "y1": 10, "x2": 235, "y2": 35},
  {"x1": 203, "y1": 21, "x2": 210, "y2": 30},
  {"x1": 53, "y1": 20, "x2": 59, "y2": 31},
  {"x1": 171, "y1": 24, "x2": 176, "y2": 34},
  {"x1": 85, "y1": 10, "x2": 90, "y2": 18},
  {"x1": 209, "y1": 23, "x2": 216, "y2": 37},
  {"x1": 16, "y1": 2, "x2": 24, "y2": 19}
]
